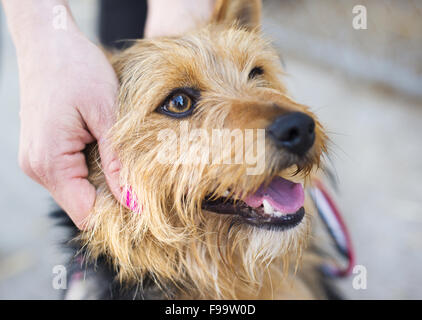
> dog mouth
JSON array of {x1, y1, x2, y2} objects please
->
[{"x1": 202, "y1": 176, "x2": 305, "y2": 231}]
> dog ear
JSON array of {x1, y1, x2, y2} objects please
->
[{"x1": 211, "y1": 0, "x2": 262, "y2": 30}]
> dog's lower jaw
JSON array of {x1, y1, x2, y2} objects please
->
[{"x1": 78, "y1": 182, "x2": 313, "y2": 299}]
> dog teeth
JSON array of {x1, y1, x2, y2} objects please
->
[
  {"x1": 262, "y1": 200, "x2": 274, "y2": 215},
  {"x1": 223, "y1": 190, "x2": 230, "y2": 197},
  {"x1": 262, "y1": 200, "x2": 287, "y2": 217},
  {"x1": 273, "y1": 210, "x2": 284, "y2": 217}
]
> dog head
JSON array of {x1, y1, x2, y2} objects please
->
[{"x1": 85, "y1": 0, "x2": 327, "y2": 299}]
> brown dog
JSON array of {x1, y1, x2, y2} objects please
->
[{"x1": 63, "y1": 0, "x2": 331, "y2": 300}]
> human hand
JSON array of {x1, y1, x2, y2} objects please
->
[
  {"x1": 4, "y1": 1, "x2": 122, "y2": 229},
  {"x1": 145, "y1": 0, "x2": 215, "y2": 38}
]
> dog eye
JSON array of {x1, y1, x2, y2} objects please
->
[
  {"x1": 248, "y1": 66, "x2": 264, "y2": 79},
  {"x1": 166, "y1": 93, "x2": 192, "y2": 114},
  {"x1": 157, "y1": 88, "x2": 199, "y2": 118}
]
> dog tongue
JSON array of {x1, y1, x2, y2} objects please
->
[{"x1": 244, "y1": 177, "x2": 304, "y2": 214}]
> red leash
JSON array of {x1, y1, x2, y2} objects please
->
[{"x1": 308, "y1": 178, "x2": 355, "y2": 277}]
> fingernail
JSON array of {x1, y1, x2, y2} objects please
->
[{"x1": 122, "y1": 185, "x2": 142, "y2": 214}]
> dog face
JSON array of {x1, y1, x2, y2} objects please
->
[{"x1": 85, "y1": 0, "x2": 327, "y2": 299}]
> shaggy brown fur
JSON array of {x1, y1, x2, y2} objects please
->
[{"x1": 78, "y1": 0, "x2": 328, "y2": 299}]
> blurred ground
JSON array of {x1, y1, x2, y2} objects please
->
[
  {"x1": 0, "y1": 0, "x2": 421, "y2": 299},
  {"x1": 263, "y1": 0, "x2": 422, "y2": 99}
]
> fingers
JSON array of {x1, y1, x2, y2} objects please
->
[
  {"x1": 79, "y1": 95, "x2": 124, "y2": 207},
  {"x1": 19, "y1": 143, "x2": 96, "y2": 229},
  {"x1": 49, "y1": 151, "x2": 97, "y2": 229},
  {"x1": 19, "y1": 125, "x2": 118, "y2": 229},
  {"x1": 53, "y1": 176, "x2": 96, "y2": 230}
]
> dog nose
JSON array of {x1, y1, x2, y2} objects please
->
[{"x1": 267, "y1": 112, "x2": 316, "y2": 156}]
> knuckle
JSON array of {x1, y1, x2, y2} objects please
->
[
  {"x1": 18, "y1": 129, "x2": 58, "y2": 184},
  {"x1": 18, "y1": 149, "x2": 49, "y2": 185},
  {"x1": 20, "y1": 147, "x2": 50, "y2": 182},
  {"x1": 28, "y1": 153, "x2": 49, "y2": 178}
]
